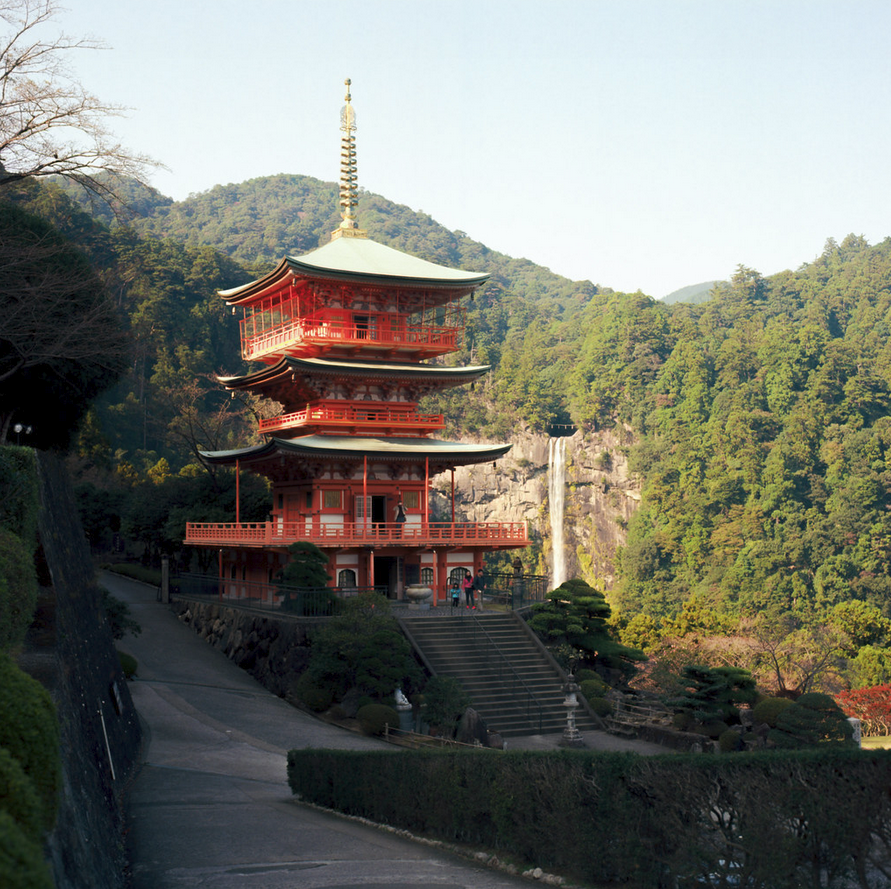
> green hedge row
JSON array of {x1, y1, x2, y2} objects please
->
[
  {"x1": 102, "y1": 563, "x2": 161, "y2": 586},
  {"x1": 0, "y1": 448, "x2": 39, "y2": 650},
  {"x1": 287, "y1": 747, "x2": 891, "y2": 888}
]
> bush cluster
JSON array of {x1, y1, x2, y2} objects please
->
[
  {"x1": 356, "y1": 704, "x2": 399, "y2": 736},
  {"x1": 0, "y1": 656, "x2": 59, "y2": 888}
]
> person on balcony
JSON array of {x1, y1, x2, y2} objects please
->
[{"x1": 394, "y1": 500, "x2": 407, "y2": 535}]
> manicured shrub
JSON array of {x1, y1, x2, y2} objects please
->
[
  {"x1": 697, "y1": 719, "x2": 729, "y2": 740},
  {"x1": 0, "y1": 656, "x2": 59, "y2": 830},
  {"x1": 772, "y1": 696, "x2": 853, "y2": 747},
  {"x1": 357, "y1": 703, "x2": 399, "y2": 736},
  {"x1": 587, "y1": 696, "x2": 612, "y2": 718},
  {"x1": 752, "y1": 696, "x2": 794, "y2": 727},
  {"x1": 575, "y1": 669, "x2": 607, "y2": 693},
  {"x1": 422, "y1": 677, "x2": 470, "y2": 737},
  {"x1": 294, "y1": 673, "x2": 334, "y2": 712},
  {"x1": 0, "y1": 811, "x2": 53, "y2": 889},
  {"x1": 673, "y1": 711, "x2": 693, "y2": 731},
  {"x1": 579, "y1": 675, "x2": 608, "y2": 699},
  {"x1": 0, "y1": 748, "x2": 41, "y2": 841},
  {"x1": 0, "y1": 530, "x2": 38, "y2": 651},
  {"x1": 718, "y1": 729, "x2": 743, "y2": 753}
]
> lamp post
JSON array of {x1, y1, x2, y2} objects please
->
[{"x1": 13, "y1": 423, "x2": 32, "y2": 446}]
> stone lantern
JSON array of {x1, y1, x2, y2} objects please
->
[{"x1": 559, "y1": 675, "x2": 585, "y2": 748}]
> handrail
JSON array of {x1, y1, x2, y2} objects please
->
[
  {"x1": 467, "y1": 616, "x2": 543, "y2": 733},
  {"x1": 242, "y1": 317, "x2": 462, "y2": 361},
  {"x1": 258, "y1": 404, "x2": 444, "y2": 434},
  {"x1": 184, "y1": 519, "x2": 530, "y2": 549}
]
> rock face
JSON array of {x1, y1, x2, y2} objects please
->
[
  {"x1": 431, "y1": 428, "x2": 641, "y2": 589},
  {"x1": 33, "y1": 453, "x2": 142, "y2": 889}
]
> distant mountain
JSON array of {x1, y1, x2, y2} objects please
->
[
  {"x1": 661, "y1": 281, "x2": 722, "y2": 304},
  {"x1": 60, "y1": 173, "x2": 602, "y2": 316}
]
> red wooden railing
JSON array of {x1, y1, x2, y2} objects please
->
[
  {"x1": 184, "y1": 520, "x2": 529, "y2": 549},
  {"x1": 258, "y1": 403, "x2": 444, "y2": 435},
  {"x1": 241, "y1": 318, "x2": 461, "y2": 362}
]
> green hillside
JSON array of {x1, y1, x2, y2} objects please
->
[
  {"x1": 9, "y1": 179, "x2": 891, "y2": 655},
  {"x1": 661, "y1": 280, "x2": 722, "y2": 305}
]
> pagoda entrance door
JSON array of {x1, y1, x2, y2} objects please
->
[
  {"x1": 373, "y1": 556, "x2": 399, "y2": 599},
  {"x1": 356, "y1": 495, "x2": 388, "y2": 532}
]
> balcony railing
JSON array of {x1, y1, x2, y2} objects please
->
[
  {"x1": 258, "y1": 404, "x2": 444, "y2": 435},
  {"x1": 184, "y1": 520, "x2": 529, "y2": 550},
  {"x1": 241, "y1": 318, "x2": 461, "y2": 362}
]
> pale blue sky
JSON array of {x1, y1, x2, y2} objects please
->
[{"x1": 53, "y1": 0, "x2": 891, "y2": 298}]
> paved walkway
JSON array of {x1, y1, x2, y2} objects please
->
[{"x1": 106, "y1": 572, "x2": 662, "y2": 888}]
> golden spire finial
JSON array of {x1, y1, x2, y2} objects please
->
[{"x1": 333, "y1": 77, "x2": 366, "y2": 239}]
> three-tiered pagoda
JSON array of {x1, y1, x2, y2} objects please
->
[{"x1": 184, "y1": 81, "x2": 528, "y2": 604}]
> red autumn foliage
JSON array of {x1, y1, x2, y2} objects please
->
[{"x1": 836, "y1": 685, "x2": 891, "y2": 736}]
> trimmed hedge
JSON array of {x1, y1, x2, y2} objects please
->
[
  {"x1": 0, "y1": 656, "x2": 60, "y2": 831},
  {"x1": 356, "y1": 704, "x2": 399, "y2": 736},
  {"x1": 0, "y1": 748, "x2": 42, "y2": 842},
  {"x1": 0, "y1": 448, "x2": 39, "y2": 650},
  {"x1": 287, "y1": 746, "x2": 891, "y2": 887},
  {"x1": 0, "y1": 811, "x2": 53, "y2": 889}
]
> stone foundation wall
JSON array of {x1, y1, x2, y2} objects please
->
[
  {"x1": 32, "y1": 453, "x2": 142, "y2": 889},
  {"x1": 171, "y1": 600, "x2": 312, "y2": 701}
]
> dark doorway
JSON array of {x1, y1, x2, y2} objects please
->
[{"x1": 373, "y1": 556, "x2": 399, "y2": 598}]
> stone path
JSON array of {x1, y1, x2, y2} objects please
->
[{"x1": 106, "y1": 572, "x2": 545, "y2": 888}]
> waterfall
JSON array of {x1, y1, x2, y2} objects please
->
[{"x1": 548, "y1": 436, "x2": 567, "y2": 590}]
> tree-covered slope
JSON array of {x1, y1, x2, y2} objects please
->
[{"x1": 19, "y1": 175, "x2": 891, "y2": 635}]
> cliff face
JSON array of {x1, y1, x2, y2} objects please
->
[{"x1": 431, "y1": 428, "x2": 641, "y2": 589}]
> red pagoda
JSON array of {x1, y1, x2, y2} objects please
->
[{"x1": 184, "y1": 81, "x2": 528, "y2": 604}]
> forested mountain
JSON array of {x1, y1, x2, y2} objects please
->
[
  {"x1": 661, "y1": 280, "x2": 721, "y2": 305},
  {"x1": 10, "y1": 176, "x2": 891, "y2": 649}
]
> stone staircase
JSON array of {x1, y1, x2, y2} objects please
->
[{"x1": 398, "y1": 611, "x2": 602, "y2": 738}]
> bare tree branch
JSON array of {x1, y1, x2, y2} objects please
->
[{"x1": 0, "y1": 0, "x2": 160, "y2": 206}]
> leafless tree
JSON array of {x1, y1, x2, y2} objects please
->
[{"x1": 0, "y1": 0, "x2": 157, "y2": 204}]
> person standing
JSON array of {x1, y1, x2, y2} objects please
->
[
  {"x1": 471, "y1": 568, "x2": 485, "y2": 610},
  {"x1": 394, "y1": 500, "x2": 407, "y2": 536},
  {"x1": 462, "y1": 570, "x2": 474, "y2": 609}
]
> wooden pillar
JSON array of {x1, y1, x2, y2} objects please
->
[{"x1": 235, "y1": 460, "x2": 240, "y2": 524}]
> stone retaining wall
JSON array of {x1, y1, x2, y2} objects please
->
[{"x1": 171, "y1": 599, "x2": 312, "y2": 701}]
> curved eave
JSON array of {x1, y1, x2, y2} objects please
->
[
  {"x1": 217, "y1": 357, "x2": 491, "y2": 391},
  {"x1": 200, "y1": 435, "x2": 511, "y2": 467},
  {"x1": 218, "y1": 239, "x2": 488, "y2": 304}
]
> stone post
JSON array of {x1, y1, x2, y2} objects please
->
[{"x1": 160, "y1": 556, "x2": 170, "y2": 604}]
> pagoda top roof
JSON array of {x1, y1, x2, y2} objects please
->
[
  {"x1": 200, "y1": 434, "x2": 510, "y2": 468},
  {"x1": 219, "y1": 235, "x2": 488, "y2": 303}
]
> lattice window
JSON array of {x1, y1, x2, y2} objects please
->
[{"x1": 338, "y1": 569, "x2": 357, "y2": 588}]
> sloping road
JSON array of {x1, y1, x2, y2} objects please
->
[{"x1": 105, "y1": 572, "x2": 536, "y2": 889}]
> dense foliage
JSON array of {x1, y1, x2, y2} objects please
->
[
  {"x1": 298, "y1": 593, "x2": 422, "y2": 707},
  {"x1": 527, "y1": 578, "x2": 644, "y2": 680},
  {"x1": 14, "y1": 172, "x2": 891, "y2": 687}
]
